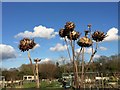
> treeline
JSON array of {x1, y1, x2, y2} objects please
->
[
  {"x1": 2, "y1": 61, "x2": 63, "y2": 81},
  {"x1": 2, "y1": 54, "x2": 120, "y2": 81},
  {"x1": 86, "y1": 54, "x2": 120, "y2": 73}
]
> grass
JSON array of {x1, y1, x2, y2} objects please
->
[
  {"x1": 22, "y1": 80, "x2": 62, "y2": 89},
  {"x1": 40, "y1": 81, "x2": 62, "y2": 88},
  {"x1": 23, "y1": 82, "x2": 36, "y2": 88}
]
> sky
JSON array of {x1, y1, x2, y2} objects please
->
[
  {"x1": 1, "y1": 2, "x2": 119, "y2": 69},
  {"x1": 1, "y1": 0, "x2": 120, "y2": 2}
]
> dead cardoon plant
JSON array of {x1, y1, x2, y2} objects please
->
[
  {"x1": 59, "y1": 29, "x2": 66, "y2": 38},
  {"x1": 85, "y1": 31, "x2": 107, "y2": 72},
  {"x1": 64, "y1": 21, "x2": 75, "y2": 32},
  {"x1": 19, "y1": 38, "x2": 40, "y2": 88},
  {"x1": 77, "y1": 29, "x2": 93, "y2": 88},
  {"x1": 77, "y1": 36, "x2": 92, "y2": 47},
  {"x1": 67, "y1": 30, "x2": 80, "y2": 41},
  {"x1": 92, "y1": 31, "x2": 106, "y2": 42},
  {"x1": 59, "y1": 21, "x2": 80, "y2": 88},
  {"x1": 19, "y1": 38, "x2": 36, "y2": 76},
  {"x1": 19, "y1": 38, "x2": 36, "y2": 52},
  {"x1": 59, "y1": 22, "x2": 107, "y2": 89}
]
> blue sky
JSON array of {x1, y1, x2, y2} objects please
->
[{"x1": 1, "y1": 2, "x2": 119, "y2": 69}]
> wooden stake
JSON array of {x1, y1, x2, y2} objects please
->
[{"x1": 34, "y1": 58, "x2": 41, "y2": 88}]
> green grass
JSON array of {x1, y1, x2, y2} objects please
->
[
  {"x1": 22, "y1": 80, "x2": 62, "y2": 88},
  {"x1": 1, "y1": 80, "x2": 63, "y2": 89},
  {"x1": 23, "y1": 82, "x2": 36, "y2": 88},
  {"x1": 40, "y1": 81, "x2": 62, "y2": 88}
]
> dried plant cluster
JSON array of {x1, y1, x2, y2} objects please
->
[
  {"x1": 59, "y1": 22, "x2": 107, "y2": 88},
  {"x1": 59, "y1": 22, "x2": 107, "y2": 47},
  {"x1": 64, "y1": 21, "x2": 75, "y2": 31},
  {"x1": 17, "y1": 21, "x2": 107, "y2": 89},
  {"x1": 59, "y1": 22, "x2": 80, "y2": 40},
  {"x1": 19, "y1": 38, "x2": 36, "y2": 52},
  {"x1": 92, "y1": 31, "x2": 106, "y2": 42},
  {"x1": 77, "y1": 37, "x2": 92, "y2": 47}
]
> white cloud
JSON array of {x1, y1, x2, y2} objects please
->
[
  {"x1": 104, "y1": 27, "x2": 120, "y2": 41},
  {"x1": 50, "y1": 43, "x2": 67, "y2": 52},
  {"x1": 33, "y1": 44, "x2": 40, "y2": 49},
  {"x1": 99, "y1": 46, "x2": 107, "y2": 51},
  {"x1": 0, "y1": 44, "x2": 17, "y2": 60},
  {"x1": 76, "y1": 46, "x2": 107, "y2": 55},
  {"x1": 75, "y1": 48, "x2": 101, "y2": 60},
  {"x1": 15, "y1": 25, "x2": 58, "y2": 39},
  {"x1": 76, "y1": 47, "x2": 94, "y2": 54},
  {"x1": 41, "y1": 58, "x2": 51, "y2": 63},
  {"x1": 18, "y1": 53, "x2": 22, "y2": 57},
  {"x1": 85, "y1": 48, "x2": 93, "y2": 54},
  {"x1": 93, "y1": 54, "x2": 100, "y2": 59}
]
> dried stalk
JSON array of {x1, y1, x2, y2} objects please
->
[
  {"x1": 69, "y1": 33, "x2": 79, "y2": 88},
  {"x1": 73, "y1": 41, "x2": 79, "y2": 88},
  {"x1": 64, "y1": 36, "x2": 78, "y2": 88},
  {"x1": 75, "y1": 47, "x2": 82, "y2": 61},
  {"x1": 64, "y1": 38, "x2": 72, "y2": 62},
  {"x1": 85, "y1": 41, "x2": 98, "y2": 73},
  {"x1": 89, "y1": 26, "x2": 94, "y2": 55},
  {"x1": 81, "y1": 47, "x2": 85, "y2": 88},
  {"x1": 70, "y1": 39, "x2": 76, "y2": 87},
  {"x1": 27, "y1": 51, "x2": 37, "y2": 87}
]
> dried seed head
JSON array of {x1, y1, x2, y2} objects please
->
[
  {"x1": 59, "y1": 29, "x2": 66, "y2": 37},
  {"x1": 19, "y1": 38, "x2": 36, "y2": 52},
  {"x1": 77, "y1": 37, "x2": 92, "y2": 47},
  {"x1": 67, "y1": 31, "x2": 80, "y2": 40},
  {"x1": 64, "y1": 22, "x2": 75, "y2": 32},
  {"x1": 92, "y1": 31, "x2": 106, "y2": 42},
  {"x1": 87, "y1": 24, "x2": 92, "y2": 28}
]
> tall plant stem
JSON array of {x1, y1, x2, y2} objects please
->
[
  {"x1": 70, "y1": 37, "x2": 79, "y2": 88},
  {"x1": 89, "y1": 26, "x2": 94, "y2": 55},
  {"x1": 73, "y1": 40, "x2": 79, "y2": 88},
  {"x1": 27, "y1": 51, "x2": 37, "y2": 87},
  {"x1": 64, "y1": 38, "x2": 72, "y2": 62},
  {"x1": 81, "y1": 47, "x2": 85, "y2": 88},
  {"x1": 85, "y1": 41, "x2": 98, "y2": 73},
  {"x1": 70, "y1": 39, "x2": 75, "y2": 87},
  {"x1": 76, "y1": 47, "x2": 82, "y2": 60}
]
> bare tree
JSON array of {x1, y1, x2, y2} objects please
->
[{"x1": 39, "y1": 61, "x2": 57, "y2": 79}]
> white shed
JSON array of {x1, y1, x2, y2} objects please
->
[{"x1": 23, "y1": 75, "x2": 36, "y2": 81}]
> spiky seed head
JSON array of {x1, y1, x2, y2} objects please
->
[
  {"x1": 67, "y1": 31, "x2": 80, "y2": 40},
  {"x1": 19, "y1": 38, "x2": 36, "y2": 52},
  {"x1": 77, "y1": 37, "x2": 92, "y2": 47},
  {"x1": 92, "y1": 31, "x2": 106, "y2": 42},
  {"x1": 59, "y1": 29, "x2": 66, "y2": 38},
  {"x1": 64, "y1": 22, "x2": 75, "y2": 32},
  {"x1": 87, "y1": 24, "x2": 92, "y2": 28}
]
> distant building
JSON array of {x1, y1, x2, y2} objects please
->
[
  {"x1": 23, "y1": 75, "x2": 37, "y2": 81},
  {"x1": 62, "y1": 73, "x2": 73, "y2": 79}
]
